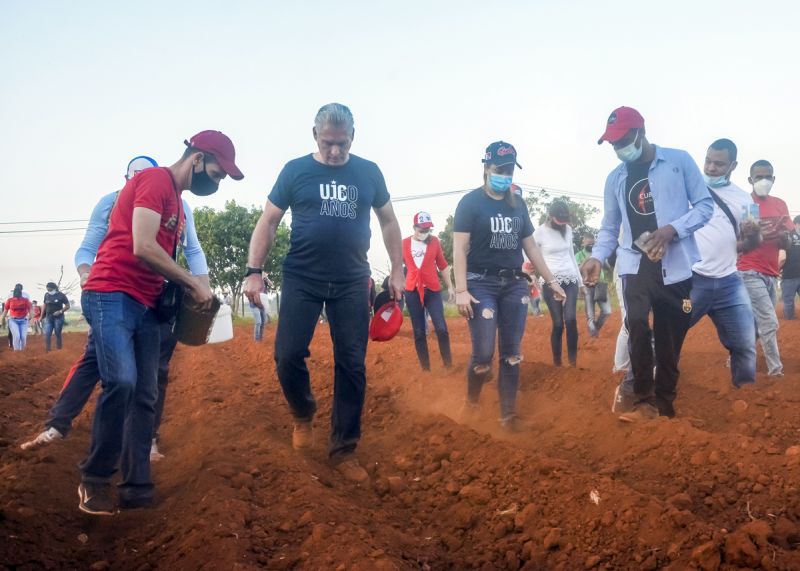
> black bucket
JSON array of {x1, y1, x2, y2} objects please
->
[{"x1": 173, "y1": 296, "x2": 222, "y2": 346}]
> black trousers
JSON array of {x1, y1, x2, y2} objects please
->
[{"x1": 621, "y1": 257, "x2": 692, "y2": 415}]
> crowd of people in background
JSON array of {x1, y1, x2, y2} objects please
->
[
  {"x1": 2, "y1": 282, "x2": 70, "y2": 351},
  {"x1": 10, "y1": 102, "x2": 800, "y2": 518}
]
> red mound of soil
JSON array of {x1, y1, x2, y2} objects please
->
[{"x1": 2, "y1": 314, "x2": 800, "y2": 570}]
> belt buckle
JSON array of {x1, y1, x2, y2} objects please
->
[{"x1": 498, "y1": 269, "x2": 514, "y2": 278}]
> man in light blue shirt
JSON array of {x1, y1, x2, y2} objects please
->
[
  {"x1": 21, "y1": 156, "x2": 209, "y2": 461},
  {"x1": 582, "y1": 106, "x2": 713, "y2": 422}
]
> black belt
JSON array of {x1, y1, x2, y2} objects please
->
[{"x1": 475, "y1": 268, "x2": 532, "y2": 282}]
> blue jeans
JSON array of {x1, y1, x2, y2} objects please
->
[
  {"x1": 542, "y1": 281, "x2": 579, "y2": 366},
  {"x1": 690, "y1": 272, "x2": 756, "y2": 387},
  {"x1": 79, "y1": 291, "x2": 159, "y2": 504},
  {"x1": 46, "y1": 322, "x2": 176, "y2": 440},
  {"x1": 583, "y1": 285, "x2": 612, "y2": 336},
  {"x1": 274, "y1": 274, "x2": 370, "y2": 460},
  {"x1": 740, "y1": 270, "x2": 782, "y2": 375},
  {"x1": 404, "y1": 288, "x2": 452, "y2": 370},
  {"x1": 44, "y1": 315, "x2": 65, "y2": 351},
  {"x1": 465, "y1": 275, "x2": 529, "y2": 419},
  {"x1": 249, "y1": 302, "x2": 268, "y2": 341},
  {"x1": 782, "y1": 277, "x2": 800, "y2": 319},
  {"x1": 8, "y1": 317, "x2": 28, "y2": 350}
]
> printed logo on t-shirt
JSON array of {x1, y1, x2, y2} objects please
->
[
  {"x1": 628, "y1": 177, "x2": 655, "y2": 216},
  {"x1": 489, "y1": 213, "x2": 522, "y2": 249},
  {"x1": 164, "y1": 213, "x2": 179, "y2": 231},
  {"x1": 319, "y1": 180, "x2": 358, "y2": 219}
]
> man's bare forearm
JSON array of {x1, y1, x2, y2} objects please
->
[{"x1": 247, "y1": 212, "x2": 279, "y2": 268}]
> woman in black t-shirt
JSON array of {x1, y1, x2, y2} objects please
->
[{"x1": 452, "y1": 141, "x2": 565, "y2": 431}]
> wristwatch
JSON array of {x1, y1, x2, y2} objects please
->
[{"x1": 244, "y1": 267, "x2": 263, "y2": 278}]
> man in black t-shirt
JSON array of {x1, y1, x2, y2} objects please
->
[
  {"x1": 243, "y1": 103, "x2": 403, "y2": 484},
  {"x1": 780, "y1": 215, "x2": 800, "y2": 319},
  {"x1": 42, "y1": 281, "x2": 70, "y2": 352},
  {"x1": 582, "y1": 107, "x2": 712, "y2": 421}
]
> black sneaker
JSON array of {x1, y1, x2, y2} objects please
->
[
  {"x1": 618, "y1": 403, "x2": 659, "y2": 423},
  {"x1": 78, "y1": 483, "x2": 116, "y2": 516}
]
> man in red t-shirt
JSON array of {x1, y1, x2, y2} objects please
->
[
  {"x1": 77, "y1": 131, "x2": 243, "y2": 516},
  {"x1": 737, "y1": 159, "x2": 793, "y2": 376}
]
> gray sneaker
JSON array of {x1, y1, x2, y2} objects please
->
[
  {"x1": 611, "y1": 385, "x2": 636, "y2": 414},
  {"x1": 20, "y1": 427, "x2": 64, "y2": 451}
]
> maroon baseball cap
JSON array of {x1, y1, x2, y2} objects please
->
[
  {"x1": 597, "y1": 107, "x2": 645, "y2": 145},
  {"x1": 184, "y1": 130, "x2": 244, "y2": 180}
]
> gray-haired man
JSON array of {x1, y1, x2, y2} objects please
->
[{"x1": 244, "y1": 103, "x2": 403, "y2": 483}]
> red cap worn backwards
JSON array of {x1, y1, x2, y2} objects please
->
[
  {"x1": 597, "y1": 107, "x2": 645, "y2": 145},
  {"x1": 369, "y1": 301, "x2": 403, "y2": 342},
  {"x1": 184, "y1": 130, "x2": 244, "y2": 180}
]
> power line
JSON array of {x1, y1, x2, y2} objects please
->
[
  {"x1": 0, "y1": 219, "x2": 88, "y2": 225},
  {"x1": 0, "y1": 227, "x2": 87, "y2": 234}
]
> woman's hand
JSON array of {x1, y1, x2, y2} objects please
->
[
  {"x1": 547, "y1": 281, "x2": 567, "y2": 303},
  {"x1": 456, "y1": 290, "x2": 479, "y2": 319}
]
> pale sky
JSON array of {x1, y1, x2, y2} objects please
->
[{"x1": 2, "y1": 0, "x2": 799, "y2": 301}]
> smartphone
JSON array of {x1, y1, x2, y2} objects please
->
[{"x1": 747, "y1": 203, "x2": 760, "y2": 220}]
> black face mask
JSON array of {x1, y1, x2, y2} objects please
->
[
  {"x1": 190, "y1": 159, "x2": 219, "y2": 196},
  {"x1": 585, "y1": 245, "x2": 593, "y2": 253}
]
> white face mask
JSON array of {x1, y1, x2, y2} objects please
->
[
  {"x1": 614, "y1": 130, "x2": 643, "y2": 163},
  {"x1": 753, "y1": 179, "x2": 774, "y2": 197}
]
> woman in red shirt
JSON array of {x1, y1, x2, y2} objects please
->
[
  {"x1": 402, "y1": 212, "x2": 455, "y2": 370},
  {"x1": 4, "y1": 283, "x2": 32, "y2": 350}
]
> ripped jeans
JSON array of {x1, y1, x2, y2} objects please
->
[{"x1": 465, "y1": 274, "x2": 529, "y2": 419}]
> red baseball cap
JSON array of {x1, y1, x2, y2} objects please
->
[
  {"x1": 184, "y1": 130, "x2": 244, "y2": 180},
  {"x1": 597, "y1": 107, "x2": 645, "y2": 145},
  {"x1": 369, "y1": 301, "x2": 403, "y2": 342},
  {"x1": 413, "y1": 211, "x2": 434, "y2": 229}
]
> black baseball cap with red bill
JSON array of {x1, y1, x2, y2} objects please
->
[
  {"x1": 597, "y1": 106, "x2": 645, "y2": 145},
  {"x1": 482, "y1": 141, "x2": 523, "y2": 169},
  {"x1": 184, "y1": 130, "x2": 244, "y2": 180}
]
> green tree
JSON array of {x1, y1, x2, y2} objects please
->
[
  {"x1": 438, "y1": 214, "x2": 455, "y2": 264},
  {"x1": 193, "y1": 200, "x2": 290, "y2": 313}
]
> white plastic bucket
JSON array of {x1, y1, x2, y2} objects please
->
[{"x1": 207, "y1": 303, "x2": 233, "y2": 344}]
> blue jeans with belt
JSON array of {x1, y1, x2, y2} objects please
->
[
  {"x1": 44, "y1": 314, "x2": 65, "y2": 351},
  {"x1": 465, "y1": 274, "x2": 529, "y2": 420},
  {"x1": 274, "y1": 274, "x2": 370, "y2": 460},
  {"x1": 79, "y1": 291, "x2": 159, "y2": 505},
  {"x1": 690, "y1": 272, "x2": 756, "y2": 386}
]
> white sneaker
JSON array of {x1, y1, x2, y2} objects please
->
[
  {"x1": 150, "y1": 439, "x2": 164, "y2": 462},
  {"x1": 20, "y1": 427, "x2": 64, "y2": 450}
]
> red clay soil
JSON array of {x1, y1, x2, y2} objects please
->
[{"x1": 2, "y1": 313, "x2": 800, "y2": 570}]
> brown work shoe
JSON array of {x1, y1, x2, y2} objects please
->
[
  {"x1": 292, "y1": 421, "x2": 314, "y2": 450},
  {"x1": 334, "y1": 457, "x2": 369, "y2": 484},
  {"x1": 618, "y1": 403, "x2": 659, "y2": 423}
]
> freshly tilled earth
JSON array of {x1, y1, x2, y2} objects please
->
[{"x1": 2, "y1": 313, "x2": 800, "y2": 570}]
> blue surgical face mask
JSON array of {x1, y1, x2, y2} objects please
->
[
  {"x1": 703, "y1": 173, "x2": 729, "y2": 188},
  {"x1": 489, "y1": 173, "x2": 513, "y2": 193},
  {"x1": 614, "y1": 131, "x2": 643, "y2": 163}
]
